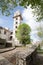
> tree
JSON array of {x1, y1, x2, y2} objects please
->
[
  {"x1": 37, "y1": 22, "x2": 43, "y2": 40},
  {"x1": 0, "y1": 0, "x2": 43, "y2": 21},
  {"x1": 16, "y1": 23, "x2": 31, "y2": 46},
  {"x1": 37, "y1": 22, "x2": 43, "y2": 49}
]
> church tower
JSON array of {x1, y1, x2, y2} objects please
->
[{"x1": 13, "y1": 11, "x2": 23, "y2": 46}]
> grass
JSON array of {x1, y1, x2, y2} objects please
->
[
  {"x1": 37, "y1": 44, "x2": 43, "y2": 54},
  {"x1": 37, "y1": 49, "x2": 43, "y2": 54}
]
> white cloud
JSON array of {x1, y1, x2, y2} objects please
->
[
  {"x1": 22, "y1": 6, "x2": 39, "y2": 31},
  {"x1": 22, "y1": 6, "x2": 40, "y2": 42}
]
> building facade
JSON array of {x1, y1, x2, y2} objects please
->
[
  {"x1": 0, "y1": 27, "x2": 13, "y2": 47},
  {"x1": 13, "y1": 11, "x2": 23, "y2": 46},
  {"x1": 0, "y1": 11, "x2": 23, "y2": 47}
]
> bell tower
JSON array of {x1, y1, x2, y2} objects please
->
[{"x1": 13, "y1": 11, "x2": 23, "y2": 46}]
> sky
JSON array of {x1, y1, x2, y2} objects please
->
[
  {"x1": 0, "y1": 5, "x2": 39, "y2": 30},
  {"x1": 0, "y1": 6, "x2": 24, "y2": 30},
  {"x1": 0, "y1": 5, "x2": 40, "y2": 42}
]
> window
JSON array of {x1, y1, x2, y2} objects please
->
[
  {"x1": 10, "y1": 36, "x2": 12, "y2": 40},
  {"x1": 15, "y1": 26, "x2": 17, "y2": 28},
  {"x1": 16, "y1": 17, "x2": 18, "y2": 20},
  {"x1": 11, "y1": 32, "x2": 13, "y2": 34},
  {"x1": 4, "y1": 31, "x2": 6, "y2": 34},
  {"x1": 16, "y1": 22, "x2": 18, "y2": 24},
  {"x1": 0, "y1": 31, "x2": 1, "y2": 34},
  {"x1": 15, "y1": 31, "x2": 17, "y2": 33}
]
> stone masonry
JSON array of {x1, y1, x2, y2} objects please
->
[
  {"x1": 15, "y1": 45, "x2": 37, "y2": 65},
  {"x1": 0, "y1": 44, "x2": 39, "y2": 65},
  {"x1": 0, "y1": 55, "x2": 14, "y2": 65}
]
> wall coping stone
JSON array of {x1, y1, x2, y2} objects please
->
[{"x1": 15, "y1": 44, "x2": 38, "y2": 60}]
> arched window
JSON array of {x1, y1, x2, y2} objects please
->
[
  {"x1": 0, "y1": 30, "x2": 1, "y2": 34},
  {"x1": 11, "y1": 32, "x2": 13, "y2": 34},
  {"x1": 4, "y1": 31, "x2": 6, "y2": 34},
  {"x1": 16, "y1": 17, "x2": 18, "y2": 20},
  {"x1": 15, "y1": 31, "x2": 17, "y2": 33},
  {"x1": 15, "y1": 26, "x2": 17, "y2": 28},
  {"x1": 10, "y1": 36, "x2": 12, "y2": 40},
  {"x1": 16, "y1": 22, "x2": 18, "y2": 24}
]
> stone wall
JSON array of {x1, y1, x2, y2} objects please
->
[
  {"x1": 0, "y1": 56, "x2": 14, "y2": 65},
  {"x1": 15, "y1": 45, "x2": 38, "y2": 65},
  {"x1": 0, "y1": 44, "x2": 39, "y2": 65}
]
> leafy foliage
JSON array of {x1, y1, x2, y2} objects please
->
[
  {"x1": 16, "y1": 23, "x2": 31, "y2": 45},
  {"x1": 0, "y1": 0, "x2": 17, "y2": 16},
  {"x1": 0, "y1": 0, "x2": 43, "y2": 20},
  {"x1": 37, "y1": 23, "x2": 43, "y2": 40}
]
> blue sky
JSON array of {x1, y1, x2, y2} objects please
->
[
  {"x1": 0, "y1": 5, "x2": 40, "y2": 42},
  {"x1": 0, "y1": 5, "x2": 39, "y2": 30},
  {"x1": 0, "y1": 6, "x2": 24, "y2": 30}
]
